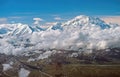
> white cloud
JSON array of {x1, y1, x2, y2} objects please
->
[
  {"x1": 33, "y1": 18, "x2": 43, "y2": 25},
  {"x1": 45, "y1": 22, "x2": 57, "y2": 26},
  {"x1": 54, "y1": 17, "x2": 62, "y2": 20},
  {"x1": 33, "y1": 18, "x2": 43, "y2": 21},
  {"x1": 101, "y1": 16, "x2": 120, "y2": 25},
  {"x1": 0, "y1": 18, "x2": 7, "y2": 24}
]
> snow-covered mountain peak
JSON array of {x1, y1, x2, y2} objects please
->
[
  {"x1": 62, "y1": 15, "x2": 110, "y2": 29},
  {"x1": 10, "y1": 23, "x2": 32, "y2": 36},
  {"x1": 74, "y1": 15, "x2": 89, "y2": 20},
  {"x1": 0, "y1": 23, "x2": 33, "y2": 36}
]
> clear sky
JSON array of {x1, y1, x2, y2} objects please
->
[{"x1": 0, "y1": 0, "x2": 120, "y2": 24}]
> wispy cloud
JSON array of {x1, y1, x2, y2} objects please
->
[
  {"x1": 45, "y1": 22, "x2": 57, "y2": 26},
  {"x1": 0, "y1": 18, "x2": 7, "y2": 24},
  {"x1": 54, "y1": 16, "x2": 68, "y2": 21},
  {"x1": 54, "y1": 17, "x2": 62, "y2": 20}
]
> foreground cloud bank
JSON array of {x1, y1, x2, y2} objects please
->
[{"x1": 0, "y1": 15, "x2": 120, "y2": 55}]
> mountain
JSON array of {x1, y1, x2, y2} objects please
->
[
  {"x1": 0, "y1": 15, "x2": 111, "y2": 36},
  {"x1": 0, "y1": 15, "x2": 120, "y2": 75},
  {"x1": 11, "y1": 23, "x2": 32, "y2": 36},
  {"x1": 29, "y1": 24, "x2": 46, "y2": 32},
  {"x1": 0, "y1": 23, "x2": 47, "y2": 36},
  {"x1": 0, "y1": 24, "x2": 16, "y2": 35},
  {"x1": 47, "y1": 22, "x2": 63, "y2": 30},
  {"x1": 0, "y1": 23, "x2": 32, "y2": 36},
  {"x1": 62, "y1": 15, "x2": 110, "y2": 29}
]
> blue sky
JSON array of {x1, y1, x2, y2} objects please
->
[{"x1": 0, "y1": 0, "x2": 120, "y2": 24}]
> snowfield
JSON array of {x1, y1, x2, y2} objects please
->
[{"x1": 0, "y1": 15, "x2": 120, "y2": 56}]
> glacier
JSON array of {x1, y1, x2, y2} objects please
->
[{"x1": 0, "y1": 15, "x2": 120, "y2": 55}]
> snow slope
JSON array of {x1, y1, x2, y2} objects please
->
[
  {"x1": 0, "y1": 23, "x2": 32, "y2": 36},
  {"x1": 62, "y1": 15, "x2": 110, "y2": 29},
  {"x1": 0, "y1": 15, "x2": 120, "y2": 56}
]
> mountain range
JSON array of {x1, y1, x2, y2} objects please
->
[{"x1": 0, "y1": 15, "x2": 120, "y2": 57}]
